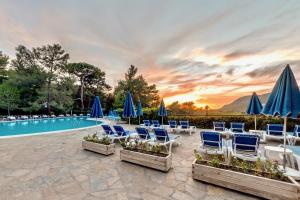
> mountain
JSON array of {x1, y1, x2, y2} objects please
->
[{"x1": 219, "y1": 93, "x2": 270, "y2": 112}]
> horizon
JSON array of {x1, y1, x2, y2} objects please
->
[{"x1": 1, "y1": 0, "x2": 300, "y2": 108}]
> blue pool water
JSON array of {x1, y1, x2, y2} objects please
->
[{"x1": 0, "y1": 117, "x2": 101, "y2": 137}]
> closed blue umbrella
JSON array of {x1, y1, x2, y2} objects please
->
[
  {"x1": 246, "y1": 92, "x2": 263, "y2": 130},
  {"x1": 136, "y1": 100, "x2": 143, "y2": 125},
  {"x1": 122, "y1": 91, "x2": 136, "y2": 124},
  {"x1": 91, "y1": 96, "x2": 103, "y2": 120},
  {"x1": 158, "y1": 99, "x2": 167, "y2": 125},
  {"x1": 262, "y1": 64, "x2": 300, "y2": 170}
]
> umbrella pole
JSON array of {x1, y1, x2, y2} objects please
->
[
  {"x1": 162, "y1": 116, "x2": 163, "y2": 125},
  {"x1": 254, "y1": 115, "x2": 257, "y2": 130},
  {"x1": 283, "y1": 117, "x2": 287, "y2": 171},
  {"x1": 129, "y1": 117, "x2": 130, "y2": 125}
]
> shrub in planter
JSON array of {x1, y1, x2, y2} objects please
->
[
  {"x1": 120, "y1": 137, "x2": 172, "y2": 172},
  {"x1": 193, "y1": 150, "x2": 300, "y2": 200},
  {"x1": 82, "y1": 134, "x2": 115, "y2": 155}
]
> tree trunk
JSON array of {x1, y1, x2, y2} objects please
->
[
  {"x1": 7, "y1": 103, "x2": 10, "y2": 116},
  {"x1": 47, "y1": 79, "x2": 51, "y2": 114},
  {"x1": 80, "y1": 79, "x2": 84, "y2": 113}
]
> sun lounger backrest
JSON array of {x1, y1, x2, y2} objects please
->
[
  {"x1": 213, "y1": 122, "x2": 225, "y2": 131},
  {"x1": 153, "y1": 128, "x2": 169, "y2": 142},
  {"x1": 233, "y1": 134, "x2": 259, "y2": 152},
  {"x1": 179, "y1": 121, "x2": 189, "y2": 129},
  {"x1": 267, "y1": 124, "x2": 284, "y2": 136},
  {"x1": 168, "y1": 120, "x2": 177, "y2": 128},
  {"x1": 136, "y1": 127, "x2": 150, "y2": 140},
  {"x1": 152, "y1": 120, "x2": 160, "y2": 127},
  {"x1": 294, "y1": 125, "x2": 300, "y2": 137},
  {"x1": 143, "y1": 120, "x2": 151, "y2": 126},
  {"x1": 113, "y1": 125, "x2": 126, "y2": 136},
  {"x1": 230, "y1": 122, "x2": 244, "y2": 133},
  {"x1": 200, "y1": 131, "x2": 222, "y2": 148},
  {"x1": 102, "y1": 125, "x2": 114, "y2": 135}
]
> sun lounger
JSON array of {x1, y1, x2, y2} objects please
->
[
  {"x1": 229, "y1": 134, "x2": 261, "y2": 162},
  {"x1": 265, "y1": 124, "x2": 284, "y2": 141},
  {"x1": 140, "y1": 120, "x2": 151, "y2": 128},
  {"x1": 199, "y1": 131, "x2": 226, "y2": 156},
  {"x1": 135, "y1": 127, "x2": 154, "y2": 141},
  {"x1": 101, "y1": 124, "x2": 127, "y2": 142},
  {"x1": 113, "y1": 125, "x2": 135, "y2": 137},
  {"x1": 213, "y1": 122, "x2": 225, "y2": 132},
  {"x1": 151, "y1": 120, "x2": 161, "y2": 128},
  {"x1": 166, "y1": 120, "x2": 177, "y2": 132},
  {"x1": 151, "y1": 128, "x2": 180, "y2": 152},
  {"x1": 230, "y1": 122, "x2": 245, "y2": 133},
  {"x1": 177, "y1": 121, "x2": 196, "y2": 135}
]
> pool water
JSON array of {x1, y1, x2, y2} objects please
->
[{"x1": 0, "y1": 117, "x2": 101, "y2": 137}]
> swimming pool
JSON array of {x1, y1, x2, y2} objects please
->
[{"x1": 0, "y1": 117, "x2": 101, "y2": 137}]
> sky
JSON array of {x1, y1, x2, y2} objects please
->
[{"x1": 1, "y1": 0, "x2": 300, "y2": 108}]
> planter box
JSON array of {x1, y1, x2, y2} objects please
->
[
  {"x1": 82, "y1": 140, "x2": 115, "y2": 155},
  {"x1": 120, "y1": 149, "x2": 171, "y2": 172},
  {"x1": 192, "y1": 160, "x2": 300, "y2": 200}
]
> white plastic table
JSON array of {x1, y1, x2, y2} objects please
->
[{"x1": 264, "y1": 146, "x2": 295, "y2": 168}]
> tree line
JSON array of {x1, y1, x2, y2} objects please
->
[{"x1": 0, "y1": 44, "x2": 160, "y2": 115}]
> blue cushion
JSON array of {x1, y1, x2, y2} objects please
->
[
  {"x1": 231, "y1": 123, "x2": 244, "y2": 133},
  {"x1": 168, "y1": 120, "x2": 177, "y2": 128},
  {"x1": 233, "y1": 134, "x2": 259, "y2": 151},
  {"x1": 154, "y1": 128, "x2": 169, "y2": 142},
  {"x1": 180, "y1": 121, "x2": 189, "y2": 129},
  {"x1": 113, "y1": 125, "x2": 128, "y2": 136},
  {"x1": 200, "y1": 131, "x2": 221, "y2": 148},
  {"x1": 102, "y1": 125, "x2": 114, "y2": 135},
  {"x1": 143, "y1": 120, "x2": 151, "y2": 126},
  {"x1": 136, "y1": 127, "x2": 150, "y2": 139},
  {"x1": 267, "y1": 124, "x2": 283, "y2": 136}
]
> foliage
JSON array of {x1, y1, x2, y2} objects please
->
[
  {"x1": 83, "y1": 133, "x2": 112, "y2": 145},
  {"x1": 114, "y1": 65, "x2": 160, "y2": 108},
  {"x1": 0, "y1": 51, "x2": 9, "y2": 83},
  {"x1": 0, "y1": 84, "x2": 20, "y2": 115},
  {"x1": 194, "y1": 149, "x2": 202, "y2": 162},
  {"x1": 65, "y1": 62, "x2": 110, "y2": 112},
  {"x1": 121, "y1": 136, "x2": 166, "y2": 155},
  {"x1": 33, "y1": 44, "x2": 70, "y2": 113}
]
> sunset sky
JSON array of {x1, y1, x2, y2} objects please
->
[{"x1": 1, "y1": 0, "x2": 300, "y2": 108}]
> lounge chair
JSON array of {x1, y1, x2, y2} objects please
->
[
  {"x1": 113, "y1": 125, "x2": 135, "y2": 137},
  {"x1": 213, "y1": 122, "x2": 225, "y2": 132},
  {"x1": 135, "y1": 127, "x2": 154, "y2": 141},
  {"x1": 151, "y1": 128, "x2": 180, "y2": 152},
  {"x1": 32, "y1": 115, "x2": 39, "y2": 119},
  {"x1": 199, "y1": 131, "x2": 226, "y2": 156},
  {"x1": 177, "y1": 121, "x2": 196, "y2": 135},
  {"x1": 294, "y1": 125, "x2": 300, "y2": 137},
  {"x1": 20, "y1": 116, "x2": 28, "y2": 120},
  {"x1": 265, "y1": 124, "x2": 284, "y2": 141},
  {"x1": 7, "y1": 116, "x2": 16, "y2": 121},
  {"x1": 42, "y1": 115, "x2": 48, "y2": 118},
  {"x1": 167, "y1": 120, "x2": 177, "y2": 132},
  {"x1": 230, "y1": 122, "x2": 245, "y2": 133},
  {"x1": 73, "y1": 114, "x2": 77, "y2": 117},
  {"x1": 101, "y1": 124, "x2": 127, "y2": 142},
  {"x1": 140, "y1": 120, "x2": 151, "y2": 128},
  {"x1": 229, "y1": 134, "x2": 261, "y2": 162},
  {"x1": 58, "y1": 114, "x2": 64, "y2": 118},
  {"x1": 151, "y1": 120, "x2": 161, "y2": 128},
  {"x1": 66, "y1": 114, "x2": 71, "y2": 117}
]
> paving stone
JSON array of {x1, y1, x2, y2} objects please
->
[{"x1": 0, "y1": 124, "x2": 260, "y2": 200}]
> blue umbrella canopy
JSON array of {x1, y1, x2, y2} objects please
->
[
  {"x1": 136, "y1": 100, "x2": 143, "y2": 117},
  {"x1": 262, "y1": 64, "x2": 300, "y2": 118},
  {"x1": 91, "y1": 96, "x2": 103, "y2": 118},
  {"x1": 246, "y1": 92, "x2": 263, "y2": 115},
  {"x1": 158, "y1": 99, "x2": 167, "y2": 116},
  {"x1": 122, "y1": 91, "x2": 136, "y2": 118}
]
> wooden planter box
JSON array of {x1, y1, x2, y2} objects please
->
[
  {"x1": 82, "y1": 140, "x2": 115, "y2": 155},
  {"x1": 192, "y1": 160, "x2": 300, "y2": 200},
  {"x1": 120, "y1": 149, "x2": 172, "y2": 172}
]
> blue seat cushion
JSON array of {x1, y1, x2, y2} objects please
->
[{"x1": 234, "y1": 134, "x2": 258, "y2": 151}]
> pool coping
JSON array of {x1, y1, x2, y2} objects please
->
[{"x1": 0, "y1": 118, "x2": 106, "y2": 139}]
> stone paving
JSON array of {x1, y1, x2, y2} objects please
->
[{"x1": 0, "y1": 123, "x2": 260, "y2": 200}]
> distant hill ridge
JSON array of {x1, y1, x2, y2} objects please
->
[{"x1": 219, "y1": 93, "x2": 270, "y2": 112}]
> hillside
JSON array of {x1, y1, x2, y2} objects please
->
[{"x1": 219, "y1": 93, "x2": 269, "y2": 112}]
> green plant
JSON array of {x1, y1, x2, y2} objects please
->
[
  {"x1": 255, "y1": 158, "x2": 263, "y2": 175},
  {"x1": 194, "y1": 149, "x2": 202, "y2": 162},
  {"x1": 209, "y1": 155, "x2": 221, "y2": 168},
  {"x1": 151, "y1": 144, "x2": 161, "y2": 154},
  {"x1": 83, "y1": 134, "x2": 112, "y2": 145}
]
